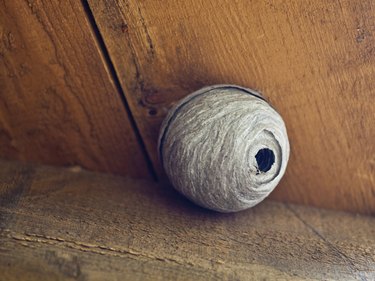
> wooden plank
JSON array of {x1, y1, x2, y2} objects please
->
[
  {"x1": 0, "y1": 0, "x2": 152, "y2": 179},
  {"x1": 0, "y1": 159, "x2": 374, "y2": 280},
  {"x1": 87, "y1": 0, "x2": 375, "y2": 213}
]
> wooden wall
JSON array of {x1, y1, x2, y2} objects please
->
[
  {"x1": 0, "y1": 0, "x2": 153, "y2": 179},
  {"x1": 1, "y1": 0, "x2": 374, "y2": 214}
]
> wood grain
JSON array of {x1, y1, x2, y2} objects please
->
[
  {"x1": 0, "y1": 159, "x2": 374, "y2": 280},
  {"x1": 87, "y1": 0, "x2": 375, "y2": 213},
  {"x1": 0, "y1": 0, "x2": 152, "y2": 179}
]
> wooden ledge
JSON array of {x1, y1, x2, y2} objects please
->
[{"x1": 0, "y1": 160, "x2": 374, "y2": 280}]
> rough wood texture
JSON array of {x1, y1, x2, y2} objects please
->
[
  {"x1": 0, "y1": 0, "x2": 152, "y2": 179},
  {"x1": 87, "y1": 0, "x2": 375, "y2": 213},
  {"x1": 0, "y1": 159, "x2": 374, "y2": 280}
]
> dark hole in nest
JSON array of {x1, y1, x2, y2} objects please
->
[
  {"x1": 255, "y1": 148, "x2": 275, "y2": 173},
  {"x1": 148, "y1": 108, "x2": 157, "y2": 116}
]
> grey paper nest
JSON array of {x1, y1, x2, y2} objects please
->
[{"x1": 158, "y1": 85, "x2": 290, "y2": 212}]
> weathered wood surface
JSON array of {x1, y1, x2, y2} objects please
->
[
  {"x1": 87, "y1": 0, "x2": 375, "y2": 214},
  {"x1": 0, "y1": 0, "x2": 152, "y2": 179},
  {"x1": 0, "y1": 160, "x2": 374, "y2": 280}
]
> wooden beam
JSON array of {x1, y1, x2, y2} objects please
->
[
  {"x1": 87, "y1": 0, "x2": 375, "y2": 213},
  {"x1": 1, "y1": 159, "x2": 374, "y2": 280}
]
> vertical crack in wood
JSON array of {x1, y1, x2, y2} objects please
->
[{"x1": 80, "y1": 0, "x2": 157, "y2": 180}]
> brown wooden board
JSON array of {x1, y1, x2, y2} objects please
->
[
  {"x1": 0, "y1": 159, "x2": 374, "y2": 280},
  {"x1": 0, "y1": 0, "x2": 152, "y2": 179},
  {"x1": 87, "y1": 0, "x2": 375, "y2": 213}
]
